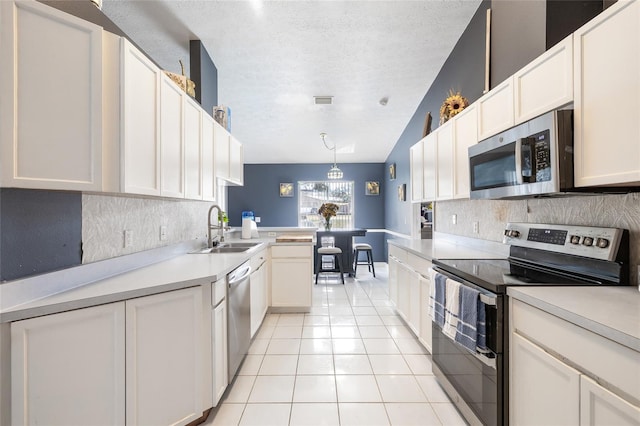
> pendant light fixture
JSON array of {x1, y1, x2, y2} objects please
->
[{"x1": 321, "y1": 132, "x2": 343, "y2": 180}]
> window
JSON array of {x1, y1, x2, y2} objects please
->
[{"x1": 298, "y1": 181, "x2": 354, "y2": 229}]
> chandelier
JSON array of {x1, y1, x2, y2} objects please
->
[{"x1": 321, "y1": 133, "x2": 343, "y2": 180}]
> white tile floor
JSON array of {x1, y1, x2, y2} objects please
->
[{"x1": 204, "y1": 263, "x2": 467, "y2": 426}]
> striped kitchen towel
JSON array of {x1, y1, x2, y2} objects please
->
[
  {"x1": 429, "y1": 269, "x2": 446, "y2": 327},
  {"x1": 455, "y1": 284, "x2": 480, "y2": 352},
  {"x1": 476, "y1": 297, "x2": 488, "y2": 352},
  {"x1": 442, "y1": 278, "x2": 461, "y2": 340}
]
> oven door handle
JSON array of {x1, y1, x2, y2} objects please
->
[{"x1": 432, "y1": 267, "x2": 497, "y2": 306}]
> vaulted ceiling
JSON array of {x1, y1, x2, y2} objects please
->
[{"x1": 102, "y1": 0, "x2": 481, "y2": 164}]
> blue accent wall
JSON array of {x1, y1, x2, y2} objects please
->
[
  {"x1": 228, "y1": 163, "x2": 387, "y2": 261},
  {"x1": 384, "y1": 0, "x2": 490, "y2": 235},
  {"x1": 1, "y1": 189, "x2": 82, "y2": 281}
]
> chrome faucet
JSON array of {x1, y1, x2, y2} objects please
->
[{"x1": 207, "y1": 204, "x2": 226, "y2": 248}]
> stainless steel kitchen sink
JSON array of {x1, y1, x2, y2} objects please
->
[
  {"x1": 189, "y1": 241, "x2": 262, "y2": 254},
  {"x1": 219, "y1": 242, "x2": 261, "y2": 248}
]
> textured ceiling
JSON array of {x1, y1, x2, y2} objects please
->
[{"x1": 102, "y1": 0, "x2": 481, "y2": 164}]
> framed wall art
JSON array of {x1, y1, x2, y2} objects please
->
[
  {"x1": 389, "y1": 163, "x2": 396, "y2": 181},
  {"x1": 279, "y1": 182, "x2": 294, "y2": 197},
  {"x1": 365, "y1": 181, "x2": 380, "y2": 196},
  {"x1": 398, "y1": 183, "x2": 406, "y2": 201}
]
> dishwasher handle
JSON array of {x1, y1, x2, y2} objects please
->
[{"x1": 228, "y1": 262, "x2": 252, "y2": 287}]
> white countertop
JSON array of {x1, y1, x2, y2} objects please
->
[
  {"x1": 387, "y1": 234, "x2": 508, "y2": 261},
  {"x1": 508, "y1": 286, "x2": 640, "y2": 352},
  {"x1": 0, "y1": 238, "x2": 314, "y2": 323}
]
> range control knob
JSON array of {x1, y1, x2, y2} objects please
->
[
  {"x1": 582, "y1": 237, "x2": 594, "y2": 246},
  {"x1": 570, "y1": 235, "x2": 581, "y2": 245},
  {"x1": 596, "y1": 238, "x2": 610, "y2": 248},
  {"x1": 507, "y1": 230, "x2": 521, "y2": 238}
]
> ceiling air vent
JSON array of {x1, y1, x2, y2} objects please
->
[{"x1": 314, "y1": 96, "x2": 334, "y2": 105}]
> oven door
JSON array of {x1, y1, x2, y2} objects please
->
[{"x1": 431, "y1": 270, "x2": 505, "y2": 426}]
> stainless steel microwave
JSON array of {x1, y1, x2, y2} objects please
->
[{"x1": 469, "y1": 110, "x2": 574, "y2": 199}]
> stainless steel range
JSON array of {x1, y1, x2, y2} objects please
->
[{"x1": 431, "y1": 222, "x2": 630, "y2": 426}]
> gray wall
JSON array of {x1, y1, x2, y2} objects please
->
[
  {"x1": 190, "y1": 40, "x2": 219, "y2": 115},
  {"x1": 0, "y1": 189, "x2": 82, "y2": 281},
  {"x1": 490, "y1": 0, "x2": 546, "y2": 87},
  {"x1": 228, "y1": 163, "x2": 387, "y2": 261},
  {"x1": 384, "y1": 1, "x2": 491, "y2": 235}
]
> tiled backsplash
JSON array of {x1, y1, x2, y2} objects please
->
[
  {"x1": 435, "y1": 193, "x2": 640, "y2": 284},
  {"x1": 82, "y1": 194, "x2": 212, "y2": 263}
]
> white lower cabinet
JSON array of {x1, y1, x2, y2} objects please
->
[
  {"x1": 580, "y1": 375, "x2": 640, "y2": 425},
  {"x1": 126, "y1": 287, "x2": 204, "y2": 425},
  {"x1": 510, "y1": 298, "x2": 640, "y2": 426},
  {"x1": 396, "y1": 262, "x2": 411, "y2": 325},
  {"x1": 11, "y1": 302, "x2": 126, "y2": 425},
  {"x1": 388, "y1": 255, "x2": 399, "y2": 307},
  {"x1": 250, "y1": 251, "x2": 269, "y2": 337},
  {"x1": 270, "y1": 245, "x2": 312, "y2": 309},
  {"x1": 418, "y1": 275, "x2": 432, "y2": 353},
  {"x1": 510, "y1": 332, "x2": 580, "y2": 426},
  {"x1": 212, "y1": 279, "x2": 228, "y2": 406},
  {"x1": 388, "y1": 245, "x2": 432, "y2": 348}
]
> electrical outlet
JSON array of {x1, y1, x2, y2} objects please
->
[
  {"x1": 268, "y1": 232, "x2": 276, "y2": 237},
  {"x1": 452, "y1": 214, "x2": 457, "y2": 225},
  {"x1": 473, "y1": 221, "x2": 479, "y2": 234},
  {"x1": 160, "y1": 226, "x2": 167, "y2": 241},
  {"x1": 124, "y1": 230, "x2": 133, "y2": 248},
  {"x1": 255, "y1": 217, "x2": 261, "y2": 223}
]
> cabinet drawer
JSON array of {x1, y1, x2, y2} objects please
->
[
  {"x1": 406, "y1": 253, "x2": 432, "y2": 277},
  {"x1": 212, "y1": 279, "x2": 226, "y2": 306},
  {"x1": 250, "y1": 249, "x2": 268, "y2": 270},
  {"x1": 511, "y1": 299, "x2": 640, "y2": 401},
  {"x1": 388, "y1": 245, "x2": 408, "y2": 263},
  {"x1": 271, "y1": 245, "x2": 312, "y2": 258}
]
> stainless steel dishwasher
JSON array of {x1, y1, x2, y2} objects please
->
[{"x1": 227, "y1": 260, "x2": 251, "y2": 381}]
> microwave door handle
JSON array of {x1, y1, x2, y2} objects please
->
[{"x1": 514, "y1": 139, "x2": 524, "y2": 184}]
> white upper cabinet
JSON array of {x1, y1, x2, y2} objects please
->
[
  {"x1": 214, "y1": 121, "x2": 230, "y2": 181},
  {"x1": 422, "y1": 133, "x2": 438, "y2": 201},
  {"x1": 0, "y1": 0, "x2": 103, "y2": 190},
  {"x1": 452, "y1": 104, "x2": 478, "y2": 199},
  {"x1": 229, "y1": 135, "x2": 244, "y2": 186},
  {"x1": 214, "y1": 121, "x2": 244, "y2": 186},
  {"x1": 184, "y1": 96, "x2": 203, "y2": 199},
  {"x1": 201, "y1": 113, "x2": 217, "y2": 201},
  {"x1": 159, "y1": 73, "x2": 185, "y2": 198},
  {"x1": 573, "y1": 0, "x2": 640, "y2": 187},
  {"x1": 477, "y1": 77, "x2": 515, "y2": 141},
  {"x1": 410, "y1": 140, "x2": 424, "y2": 203},
  {"x1": 121, "y1": 38, "x2": 161, "y2": 196},
  {"x1": 436, "y1": 121, "x2": 454, "y2": 201},
  {"x1": 514, "y1": 35, "x2": 573, "y2": 124}
]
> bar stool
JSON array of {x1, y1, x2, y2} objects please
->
[
  {"x1": 353, "y1": 243, "x2": 375, "y2": 277},
  {"x1": 315, "y1": 237, "x2": 345, "y2": 284}
]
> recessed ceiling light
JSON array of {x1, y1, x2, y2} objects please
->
[{"x1": 314, "y1": 96, "x2": 334, "y2": 105}]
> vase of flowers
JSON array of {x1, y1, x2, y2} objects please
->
[{"x1": 318, "y1": 202, "x2": 339, "y2": 231}]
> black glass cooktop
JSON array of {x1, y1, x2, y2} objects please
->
[{"x1": 432, "y1": 258, "x2": 605, "y2": 294}]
